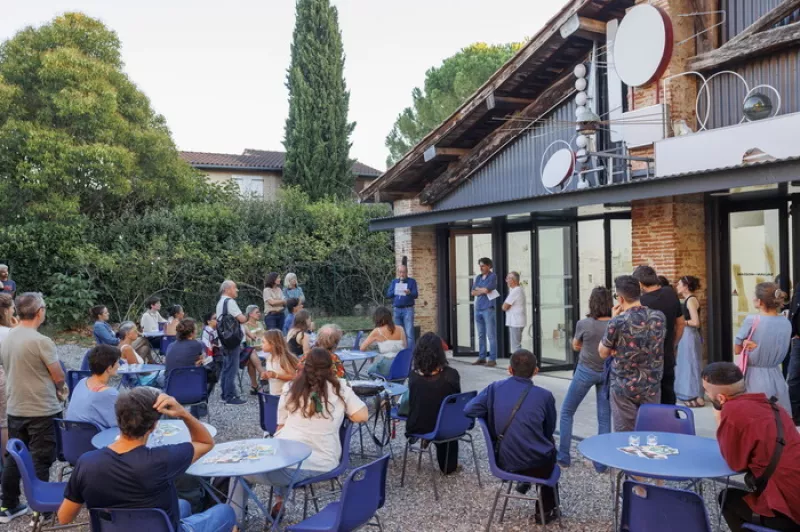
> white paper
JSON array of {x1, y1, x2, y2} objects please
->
[
  {"x1": 394, "y1": 282, "x2": 408, "y2": 296},
  {"x1": 487, "y1": 290, "x2": 500, "y2": 301},
  {"x1": 202, "y1": 356, "x2": 214, "y2": 366}
]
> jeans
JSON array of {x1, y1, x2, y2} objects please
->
[
  {"x1": 557, "y1": 364, "x2": 610, "y2": 467},
  {"x1": 393, "y1": 306, "x2": 415, "y2": 348},
  {"x1": 220, "y1": 344, "x2": 241, "y2": 402},
  {"x1": 2, "y1": 412, "x2": 62, "y2": 508},
  {"x1": 179, "y1": 499, "x2": 238, "y2": 532},
  {"x1": 475, "y1": 307, "x2": 497, "y2": 361},
  {"x1": 508, "y1": 327, "x2": 524, "y2": 352},
  {"x1": 787, "y1": 338, "x2": 800, "y2": 420},
  {"x1": 264, "y1": 312, "x2": 285, "y2": 333},
  {"x1": 719, "y1": 488, "x2": 800, "y2": 532},
  {"x1": 610, "y1": 388, "x2": 661, "y2": 432}
]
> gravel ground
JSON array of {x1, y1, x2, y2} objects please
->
[{"x1": 3, "y1": 344, "x2": 731, "y2": 531}]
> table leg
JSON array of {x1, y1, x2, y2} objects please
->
[{"x1": 271, "y1": 462, "x2": 305, "y2": 532}]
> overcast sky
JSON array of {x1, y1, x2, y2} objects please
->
[{"x1": 1, "y1": 0, "x2": 564, "y2": 170}]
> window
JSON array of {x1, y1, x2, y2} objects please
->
[{"x1": 232, "y1": 175, "x2": 265, "y2": 198}]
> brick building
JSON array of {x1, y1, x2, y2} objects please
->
[{"x1": 361, "y1": 0, "x2": 800, "y2": 372}]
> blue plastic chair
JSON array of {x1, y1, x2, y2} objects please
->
[
  {"x1": 634, "y1": 404, "x2": 696, "y2": 435},
  {"x1": 401, "y1": 391, "x2": 481, "y2": 501},
  {"x1": 89, "y1": 508, "x2": 175, "y2": 531},
  {"x1": 6, "y1": 439, "x2": 74, "y2": 532},
  {"x1": 159, "y1": 335, "x2": 177, "y2": 357},
  {"x1": 477, "y1": 418, "x2": 561, "y2": 531},
  {"x1": 257, "y1": 392, "x2": 280, "y2": 437},
  {"x1": 369, "y1": 348, "x2": 413, "y2": 383},
  {"x1": 620, "y1": 480, "x2": 711, "y2": 532},
  {"x1": 352, "y1": 330, "x2": 363, "y2": 350},
  {"x1": 80, "y1": 349, "x2": 92, "y2": 371},
  {"x1": 743, "y1": 525, "x2": 781, "y2": 531},
  {"x1": 287, "y1": 454, "x2": 390, "y2": 532},
  {"x1": 66, "y1": 370, "x2": 92, "y2": 401},
  {"x1": 53, "y1": 419, "x2": 101, "y2": 480},
  {"x1": 164, "y1": 366, "x2": 209, "y2": 420}
]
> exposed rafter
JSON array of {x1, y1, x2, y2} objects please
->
[
  {"x1": 689, "y1": 21, "x2": 800, "y2": 71},
  {"x1": 423, "y1": 146, "x2": 470, "y2": 162},
  {"x1": 727, "y1": 0, "x2": 800, "y2": 46}
]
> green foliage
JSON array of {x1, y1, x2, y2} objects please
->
[
  {"x1": 283, "y1": 0, "x2": 355, "y2": 201},
  {"x1": 385, "y1": 42, "x2": 523, "y2": 167},
  {"x1": 45, "y1": 272, "x2": 98, "y2": 330}
]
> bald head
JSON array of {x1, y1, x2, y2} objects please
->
[{"x1": 220, "y1": 280, "x2": 238, "y2": 297}]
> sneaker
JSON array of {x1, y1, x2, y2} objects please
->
[
  {"x1": 487, "y1": 361, "x2": 497, "y2": 367},
  {"x1": 0, "y1": 505, "x2": 30, "y2": 524},
  {"x1": 471, "y1": 359, "x2": 486, "y2": 366},
  {"x1": 225, "y1": 397, "x2": 247, "y2": 405}
]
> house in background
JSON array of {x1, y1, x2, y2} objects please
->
[{"x1": 180, "y1": 149, "x2": 383, "y2": 200}]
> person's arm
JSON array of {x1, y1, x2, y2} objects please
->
[
  {"x1": 154, "y1": 394, "x2": 213, "y2": 462},
  {"x1": 121, "y1": 345, "x2": 138, "y2": 364},
  {"x1": 94, "y1": 322, "x2": 120, "y2": 346},
  {"x1": 598, "y1": 318, "x2": 618, "y2": 360},
  {"x1": 297, "y1": 286, "x2": 305, "y2": 303},
  {"x1": 463, "y1": 385, "x2": 490, "y2": 418},
  {"x1": 734, "y1": 316, "x2": 752, "y2": 354},
  {"x1": 343, "y1": 386, "x2": 369, "y2": 423},
  {"x1": 716, "y1": 417, "x2": 751, "y2": 472},
  {"x1": 359, "y1": 329, "x2": 378, "y2": 351},
  {"x1": 267, "y1": 291, "x2": 286, "y2": 307},
  {"x1": 301, "y1": 332, "x2": 312, "y2": 356},
  {"x1": 386, "y1": 279, "x2": 396, "y2": 299},
  {"x1": 673, "y1": 316, "x2": 686, "y2": 348},
  {"x1": 487, "y1": 272, "x2": 498, "y2": 292},
  {"x1": 502, "y1": 288, "x2": 517, "y2": 312},
  {"x1": 686, "y1": 298, "x2": 701, "y2": 328},
  {"x1": 140, "y1": 313, "x2": 155, "y2": 333},
  {"x1": 57, "y1": 499, "x2": 82, "y2": 524}
]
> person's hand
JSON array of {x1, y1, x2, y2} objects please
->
[
  {"x1": 262, "y1": 370, "x2": 277, "y2": 380},
  {"x1": 154, "y1": 393, "x2": 187, "y2": 418},
  {"x1": 742, "y1": 340, "x2": 758, "y2": 351},
  {"x1": 612, "y1": 304, "x2": 623, "y2": 317},
  {"x1": 404, "y1": 289, "x2": 410, "y2": 295},
  {"x1": 194, "y1": 357, "x2": 204, "y2": 366},
  {"x1": 56, "y1": 384, "x2": 69, "y2": 402}
]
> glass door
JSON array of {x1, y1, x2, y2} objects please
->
[
  {"x1": 449, "y1": 230, "x2": 492, "y2": 355},
  {"x1": 506, "y1": 230, "x2": 534, "y2": 353}
]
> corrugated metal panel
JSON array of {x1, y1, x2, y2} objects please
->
[
  {"x1": 435, "y1": 99, "x2": 577, "y2": 211},
  {"x1": 704, "y1": 48, "x2": 800, "y2": 130},
  {"x1": 721, "y1": 0, "x2": 800, "y2": 42}
]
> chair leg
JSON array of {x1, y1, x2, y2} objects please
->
[
  {"x1": 302, "y1": 485, "x2": 309, "y2": 520},
  {"x1": 613, "y1": 470, "x2": 623, "y2": 532},
  {"x1": 499, "y1": 481, "x2": 512, "y2": 523},
  {"x1": 428, "y1": 445, "x2": 439, "y2": 501},
  {"x1": 57, "y1": 464, "x2": 65, "y2": 482},
  {"x1": 485, "y1": 483, "x2": 504, "y2": 532},
  {"x1": 417, "y1": 445, "x2": 423, "y2": 471},
  {"x1": 400, "y1": 440, "x2": 410, "y2": 487},
  {"x1": 538, "y1": 485, "x2": 548, "y2": 531},
  {"x1": 309, "y1": 483, "x2": 319, "y2": 513},
  {"x1": 467, "y1": 435, "x2": 482, "y2": 488}
]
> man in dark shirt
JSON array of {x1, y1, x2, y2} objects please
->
[
  {"x1": 702, "y1": 362, "x2": 800, "y2": 532},
  {"x1": 633, "y1": 265, "x2": 685, "y2": 405},
  {"x1": 465, "y1": 349, "x2": 558, "y2": 524}
]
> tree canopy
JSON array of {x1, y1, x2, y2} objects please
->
[
  {"x1": 283, "y1": 0, "x2": 355, "y2": 201},
  {"x1": 384, "y1": 42, "x2": 523, "y2": 167},
  {"x1": 0, "y1": 13, "x2": 208, "y2": 224}
]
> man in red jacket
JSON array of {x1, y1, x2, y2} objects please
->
[{"x1": 702, "y1": 362, "x2": 800, "y2": 532}]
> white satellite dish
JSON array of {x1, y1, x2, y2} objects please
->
[
  {"x1": 614, "y1": 4, "x2": 673, "y2": 88},
  {"x1": 541, "y1": 148, "x2": 575, "y2": 190}
]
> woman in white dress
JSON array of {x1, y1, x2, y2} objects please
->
[
  {"x1": 118, "y1": 321, "x2": 160, "y2": 387},
  {"x1": 360, "y1": 306, "x2": 407, "y2": 377}
]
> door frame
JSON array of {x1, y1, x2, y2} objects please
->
[{"x1": 448, "y1": 228, "x2": 492, "y2": 356}]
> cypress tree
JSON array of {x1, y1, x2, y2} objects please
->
[{"x1": 283, "y1": 0, "x2": 355, "y2": 201}]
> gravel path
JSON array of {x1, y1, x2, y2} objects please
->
[{"x1": 2, "y1": 344, "x2": 731, "y2": 531}]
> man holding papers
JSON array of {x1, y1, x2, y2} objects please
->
[
  {"x1": 387, "y1": 264, "x2": 418, "y2": 348},
  {"x1": 472, "y1": 257, "x2": 499, "y2": 367}
]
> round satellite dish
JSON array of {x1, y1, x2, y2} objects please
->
[
  {"x1": 614, "y1": 4, "x2": 673, "y2": 87},
  {"x1": 541, "y1": 148, "x2": 575, "y2": 189}
]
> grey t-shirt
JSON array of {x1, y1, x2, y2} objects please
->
[
  {"x1": 574, "y1": 317, "x2": 610, "y2": 372},
  {"x1": 0, "y1": 326, "x2": 62, "y2": 417}
]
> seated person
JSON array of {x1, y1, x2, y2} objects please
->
[
  {"x1": 118, "y1": 321, "x2": 160, "y2": 387},
  {"x1": 282, "y1": 298, "x2": 302, "y2": 336},
  {"x1": 200, "y1": 312, "x2": 220, "y2": 358},
  {"x1": 465, "y1": 349, "x2": 559, "y2": 524},
  {"x1": 261, "y1": 330, "x2": 299, "y2": 396},
  {"x1": 405, "y1": 332, "x2": 461, "y2": 475},
  {"x1": 91, "y1": 305, "x2": 119, "y2": 346},
  {"x1": 57, "y1": 387, "x2": 236, "y2": 532},
  {"x1": 164, "y1": 305, "x2": 185, "y2": 337},
  {"x1": 703, "y1": 362, "x2": 800, "y2": 532},
  {"x1": 298, "y1": 324, "x2": 345, "y2": 378},
  {"x1": 140, "y1": 296, "x2": 167, "y2": 333},
  {"x1": 286, "y1": 310, "x2": 313, "y2": 358},
  {"x1": 360, "y1": 306, "x2": 406, "y2": 377},
  {"x1": 166, "y1": 318, "x2": 218, "y2": 417},
  {"x1": 66, "y1": 345, "x2": 121, "y2": 429}
]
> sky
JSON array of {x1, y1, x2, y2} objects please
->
[{"x1": 1, "y1": 0, "x2": 565, "y2": 171}]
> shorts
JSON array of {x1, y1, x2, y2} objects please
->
[{"x1": 0, "y1": 366, "x2": 7, "y2": 429}]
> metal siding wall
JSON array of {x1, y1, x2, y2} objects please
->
[
  {"x1": 721, "y1": 0, "x2": 800, "y2": 42},
  {"x1": 435, "y1": 99, "x2": 577, "y2": 211}
]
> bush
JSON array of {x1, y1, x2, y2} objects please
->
[{"x1": 46, "y1": 272, "x2": 98, "y2": 330}]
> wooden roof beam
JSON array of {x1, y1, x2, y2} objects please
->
[
  {"x1": 727, "y1": 0, "x2": 800, "y2": 46},
  {"x1": 560, "y1": 14, "x2": 608, "y2": 40},
  {"x1": 486, "y1": 93, "x2": 535, "y2": 110},
  {"x1": 689, "y1": 21, "x2": 800, "y2": 71},
  {"x1": 423, "y1": 146, "x2": 470, "y2": 162}
]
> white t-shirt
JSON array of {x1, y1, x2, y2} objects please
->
[
  {"x1": 276, "y1": 382, "x2": 366, "y2": 471},
  {"x1": 504, "y1": 286, "x2": 527, "y2": 328},
  {"x1": 265, "y1": 355, "x2": 287, "y2": 396},
  {"x1": 216, "y1": 296, "x2": 242, "y2": 319},
  {"x1": 140, "y1": 310, "x2": 166, "y2": 333}
]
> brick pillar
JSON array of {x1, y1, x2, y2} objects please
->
[
  {"x1": 632, "y1": 194, "x2": 708, "y2": 360},
  {"x1": 393, "y1": 199, "x2": 438, "y2": 334}
]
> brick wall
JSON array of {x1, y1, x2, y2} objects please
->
[{"x1": 394, "y1": 199, "x2": 438, "y2": 334}]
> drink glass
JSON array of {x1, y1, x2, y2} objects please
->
[
  {"x1": 628, "y1": 435, "x2": 641, "y2": 447},
  {"x1": 647, "y1": 434, "x2": 658, "y2": 446}
]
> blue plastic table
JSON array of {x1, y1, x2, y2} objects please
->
[
  {"x1": 142, "y1": 331, "x2": 164, "y2": 339},
  {"x1": 91, "y1": 420, "x2": 217, "y2": 449},
  {"x1": 349, "y1": 380, "x2": 408, "y2": 458},
  {"x1": 117, "y1": 363, "x2": 165, "y2": 375},
  {"x1": 336, "y1": 350, "x2": 375, "y2": 379},
  {"x1": 186, "y1": 438, "x2": 312, "y2": 531}
]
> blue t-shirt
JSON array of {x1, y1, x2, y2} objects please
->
[
  {"x1": 165, "y1": 339, "x2": 204, "y2": 373},
  {"x1": 64, "y1": 443, "x2": 194, "y2": 530},
  {"x1": 473, "y1": 272, "x2": 498, "y2": 311},
  {"x1": 283, "y1": 313, "x2": 295, "y2": 335},
  {"x1": 66, "y1": 378, "x2": 119, "y2": 430},
  {"x1": 1, "y1": 279, "x2": 16, "y2": 295}
]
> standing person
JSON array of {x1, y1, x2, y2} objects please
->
[
  {"x1": 502, "y1": 271, "x2": 527, "y2": 352},
  {"x1": 405, "y1": 332, "x2": 461, "y2": 474},
  {"x1": 283, "y1": 273, "x2": 305, "y2": 307},
  {"x1": 261, "y1": 330, "x2": 299, "y2": 396},
  {"x1": 558, "y1": 287, "x2": 613, "y2": 468},
  {"x1": 140, "y1": 296, "x2": 167, "y2": 333},
  {"x1": 283, "y1": 298, "x2": 302, "y2": 335},
  {"x1": 0, "y1": 293, "x2": 67, "y2": 523},
  {"x1": 91, "y1": 305, "x2": 119, "y2": 346},
  {"x1": 0, "y1": 294, "x2": 16, "y2": 458},
  {"x1": 735, "y1": 282, "x2": 791, "y2": 413},
  {"x1": 465, "y1": 350, "x2": 559, "y2": 525},
  {"x1": 786, "y1": 283, "x2": 800, "y2": 423},
  {"x1": 263, "y1": 272, "x2": 286, "y2": 332},
  {"x1": 0, "y1": 264, "x2": 16, "y2": 298},
  {"x1": 216, "y1": 280, "x2": 248, "y2": 405},
  {"x1": 633, "y1": 265, "x2": 685, "y2": 405},
  {"x1": 471, "y1": 258, "x2": 498, "y2": 367},
  {"x1": 598, "y1": 276, "x2": 666, "y2": 432},
  {"x1": 703, "y1": 362, "x2": 800, "y2": 532},
  {"x1": 676, "y1": 275, "x2": 705, "y2": 408},
  {"x1": 66, "y1": 345, "x2": 121, "y2": 430},
  {"x1": 386, "y1": 264, "x2": 418, "y2": 349}
]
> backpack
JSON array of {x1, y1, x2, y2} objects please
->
[{"x1": 216, "y1": 298, "x2": 244, "y2": 349}]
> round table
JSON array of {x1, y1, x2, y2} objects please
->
[
  {"x1": 381, "y1": 381, "x2": 407, "y2": 397},
  {"x1": 92, "y1": 420, "x2": 217, "y2": 448},
  {"x1": 117, "y1": 363, "x2": 165, "y2": 375},
  {"x1": 336, "y1": 350, "x2": 375, "y2": 379}
]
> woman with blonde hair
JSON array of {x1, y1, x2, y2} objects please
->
[
  {"x1": 261, "y1": 329, "x2": 299, "y2": 396},
  {"x1": 283, "y1": 273, "x2": 305, "y2": 304}
]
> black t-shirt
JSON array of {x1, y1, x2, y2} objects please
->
[
  {"x1": 406, "y1": 366, "x2": 461, "y2": 436},
  {"x1": 640, "y1": 286, "x2": 683, "y2": 370}
]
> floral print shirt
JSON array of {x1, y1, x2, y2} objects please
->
[
  {"x1": 601, "y1": 305, "x2": 666, "y2": 399},
  {"x1": 297, "y1": 351, "x2": 346, "y2": 379}
]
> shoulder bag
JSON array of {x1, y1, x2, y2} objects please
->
[
  {"x1": 493, "y1": 385, "x2": 531, "y2": 460},
  {"x1": 744, "y1": 396, "x2": 785, "y2": 495}
]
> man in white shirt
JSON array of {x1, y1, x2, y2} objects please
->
[
  {"x1": 216, "y1": 280, "x2": 248, "y2": 405},
  {"x1": 502, "y1": 272, "x2": 527, "y2": 352},
  {"x1": 140, "y1": 296, "x2": 166, "y2": 333}
]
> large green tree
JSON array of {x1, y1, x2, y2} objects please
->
[
  {"x1": 283, "y1": 0, "x2": 355, "y2": 201},
  {"x1": 385, "y1": 42, "x2": 523, "y2": 167},
  {"x1": 0, "y1": 13, "x2": 206, "y2": 224}
]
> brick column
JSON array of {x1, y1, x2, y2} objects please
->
[{"x1": 393, "y1": 199, "x2": 438, "y2": 334}]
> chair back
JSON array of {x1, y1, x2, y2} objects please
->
[
  {"x1": 90, "y1": 508, "x2": 175, "y2": 532},
  {"x1": 67, "y1": 370, "x2": 92, "y2": 400},
  {"x1": 334, "y1": 420, "x2": 354, "y2": 475},
  {"x1": 54, "y1": 419, "x2": 101, "y2": 466},
  {"x1": 621, "y1": 480, "x2": 711, "y2": 532},
  {"x1": 164, "y1": 366, "x2": 208, "y2": 405},
  {"x1": 6, "y1": 439, "x2": 48, "y2": 509},
  {"x1": 477, "y1": 418, "x2": 504, "y2": 477},
  {"x1": 336, "y1": 454, "x2": 391, "y2": 531},
  {"x1": 353, "y1": 330, "x2": 363, "y2": 350},
  {"x1": 386, "y1": 348, "x2": 413, "y2": 381},
  {"x1": 743, "y1": 525, "x2": 781, "y2": 532},
  {"x1": 258, "y1": 392, "x2": 280, "y2": 436},
  {"x1": 430, "y1": 391, "x2": 477, "y2": 441},
  {"x1": 80, "y1": 349, "x2": 92, "y2": 371},
  {"x1": 160, "y1": 335, "x2": 177, "y2": 355},
  {"x1": 634, "y1": 404, "x2": 696, "y2": 435}
]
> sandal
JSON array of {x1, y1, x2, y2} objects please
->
[{"x1": 683, "y1": 399, "x2": 702, "y2": 408}]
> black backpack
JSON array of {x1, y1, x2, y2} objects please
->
[{"x1": 216, "y1": 298, "x2": 243, "y2": 349}]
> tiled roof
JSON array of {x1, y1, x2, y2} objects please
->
[{"x1": 180, "y1": 149, "x2": 382, "y2": 177}]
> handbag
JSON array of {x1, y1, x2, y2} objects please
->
[{"x1": 738, "y1": 315, "x2": 760, "y2": 375}]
